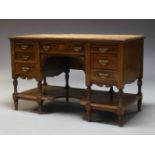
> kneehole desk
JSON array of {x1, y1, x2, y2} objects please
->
[{"x1": 9, "y1": 34, "x2": 145, "y2": 126}]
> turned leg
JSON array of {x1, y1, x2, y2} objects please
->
[
  {"x1": 109, "y1": 86, "x2": 114, "y2": 103},
  {"x1": 13, "y1": 78, "x2": 18, "y2": 110},
  {"x1": 65, "y1": 69, "x2": 70, "y2": 102},
  {"x1": 117, "y1": 88, "x2": 124, "y2": 127},
  {"x1": 43, "y1": 77, "x2": 47, "y2": 86},
  {"x1": 42, "y1": 77, "x2": 47, "y2": 96},
  {"x1": 37, "y1": 80, "x2": 43, "y2": 114},
  {"x1": 38, "y1": 100, "x2": 43, "y2": 114},
  {"x1": 86, "y1": 85, "x2": 92, "y2": 122},
  {"x1": 137, "y1": 77, "x2": 143, "y2": 112},
  {"x1": 109, "y1": 86, "x2": 114, "y2": 94}
]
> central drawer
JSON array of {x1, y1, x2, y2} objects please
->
[{"x1": 40, "y1": 42, "x2": 84, "y2": 54}]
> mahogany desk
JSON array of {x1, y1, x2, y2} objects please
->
[{"x1": 9, "y1": 34, "x2": 144, "y2": 126}]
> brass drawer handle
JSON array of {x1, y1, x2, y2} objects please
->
[
  {"x1": 98, "y1": 47, "x2": 109, "y2": 53},
  {"x1": 98, "y1": 73, "x2": 109, "y2": 79},
  {"x1": 42, "y1": 45, "x2": 51, "y2": 51},
  {"x1": 21, "y1": 67, "x2": 30, "y2": 72},
  {"x1": 73, "y1": 47, "x2": 82, "y2": 52},
  {"x1": 98, "y1": 59, "x2": 109, "y2": 65},
  {"x1": 21, "y1": 45, "x2": 29, "y2": 50},
  {"x1": 22, "y1": 55, "x2": 30, "y2": 60}
]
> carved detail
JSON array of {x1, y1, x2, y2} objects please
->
[{"x1": 16, "y1": 74, "x2": 36, "y2": 80}]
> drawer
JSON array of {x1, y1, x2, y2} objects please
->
[
  {"x1": 15, "y1": 52, "x2": 35, "y2": 62},
  {"x1": 40, "y1": 42, "x2": 84, "y2": 54},
  {"x1": 91, "y1": 44, "x2": 117, "y2": 55},
  {"x1": 91, "y1": 69, "x2": 117, "y2": 83},
  {"x1": 15, "y1": 63, "x2": 35, "y2": 77},
  {"x1": 15, "y1": 41, "x2": 35, "y2": 52},
  {"x1": 91, "y1": 54, "x2": 117, "y2": 70}
]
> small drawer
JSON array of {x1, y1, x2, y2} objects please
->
[
  {"x1": 91, "y1": 69, "x2": 117, "y2": 83},
  {"x1": 15, "y1": 41, "x2": 35, "y2": 52},
  {"x1": 15, "y1": 63, "x2": 35, "y2": 77},
  {"x1": 69, "y1": 43, "x2": 84, "y2": 53},
  {"x1": 91, "y1": 54, "x2": 117, "y2": 70},
  {"x1": 15, "y1": 52, "x2": 35, "y2": 62},
  {"x1": 40, "y1": 42, "x2": 84, "y2": 54},
  {"x1": 91, "y1": 44, "x2": 117, "y2": 55},
  {"x1": 40, "y1": 42, "x2": 65, "y2": 52}
]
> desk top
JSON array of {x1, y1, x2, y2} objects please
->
[{"x1": 9, "y1": 34, "x2": 145, "y2": 42}]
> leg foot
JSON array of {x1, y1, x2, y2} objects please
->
[
  {"x1": 66, "y1": 95, "x2": 69, "y2": 103},
  {"x1": 86, "y1": 109, "x2": 92, "y2": 122},
  {"x1": 65, "y1": 69, "x2": 70, "y2": 103},
  {"x1": 38, "y1": 100, "x2": 43, "y2": 114},
  {"x1": 14, "y1": 100, "x2": 18, "y2": 110},
  {"x1": 43, "y1": 77, "x2": 47, "y2": 86},
  {"x1": 86, "y1": 85, "x2": 92, "y2": 122},
  {"x1": 118, "y1": 88, "x2": 124, "y2": 127},
  {"x1": 13, "y1": 78, "x2": 18, "y2": 111},
  {"x1": 137, "y1": 77, "x2": 143, "y2": 112},
  {"x1": 109, "y1": 86, "x2": 114, "y2": 93},
  {"x1": 37, "y1": 80, "x2": 43, "y2": 114}
]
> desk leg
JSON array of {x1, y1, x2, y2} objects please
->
[
  {"x1": 109, "y1": 86, "x2": 114, "y2": 103},
  {"x1": 13, "y1": 78, "x2": 18, "y2": 110},
  {"x1": 42, "y1": 77, "x2": 47, "y2": 96},
  {"x1": 86, "y1": 85, "x2": 92, "y2": 122},
  {"x1": 109, "y1": 86, "x2": 114, "y2": 93},
  {"x1": 65, "y1": 69, "x2": 70, "y2": 102},
  {"x1": 117, "y1": 88, "x2": 124, "y2": 127},
  {"x1": 37, "y1": 80, "x2": 43, "y2": 114},
  {"x1": 137, "y1": 77, "x2": 142, "y2": 112},
  {"x1": 43, "y1": 77, "x2": 48, "y2": 86}
]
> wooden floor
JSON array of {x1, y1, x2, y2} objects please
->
[{"x1": 17, "y1": 85, "x2": 140, "y2": 112}]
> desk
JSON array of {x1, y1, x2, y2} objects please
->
[{"x1": 10, "y1": 34, "x2": 144, "y2": 126}]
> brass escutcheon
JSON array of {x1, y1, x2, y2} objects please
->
[
  {"x1": 98, "y1": 59, "x2": 109, "y2": 65},
  {"x1": 98, "y1": 47, "x2": 109, "y2": 53},
  {"x1": 21, "y1": 67, "x2": 30, "y2": 72},
  {"x1": 21, "y1": 45, "x2": 28, "y2": 50},
  {"x1": 22, "y1": 55, "x2": 30, "y2": 60}
]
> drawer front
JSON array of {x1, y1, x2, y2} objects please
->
[
  {"x1": 91, "y1": 70, "x2": 117, "y2": 83},
  {"x1": 15, "y1": 63, "x2": 36, "y2": 78},
  {"x1": 15, "y1": 52, "x2": 35, "y2": 62},
  {"x1": 91, "y1": 54, "x2": 117, "y2": 70},
  {"x1": 40, "y1": 42, "x2": 84, "y2": 54},
  {"x1": 91, "y1": 44, "x2": 117, "y2": 56},
  {"x1": 15, "y1": 41, "x2": 35, "y2": 52}
]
